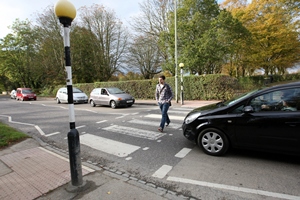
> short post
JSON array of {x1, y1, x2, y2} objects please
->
[
  {"x1": 54, "y1": 0, "x2": 83, "y2": 186},
  {"x1": 179, "y1": 63, "x2": 184, "y2": 105}
]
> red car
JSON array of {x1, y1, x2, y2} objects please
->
[{"x1": 16, "y1": 88, "x2": 37, "y2": 101}]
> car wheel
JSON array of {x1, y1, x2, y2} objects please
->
[
  {"x1": 110, "y1": 100, "x2": 117, "y2": 109},
  {"x1": 90, "y1": 100, "x2": 96, "y2": 107},
  {"x1": 56, "y1": 98, "x2": 61, "y2": 104},
  {"x1": 197, "y1": 128, "x2": 229, "y2": 156}
]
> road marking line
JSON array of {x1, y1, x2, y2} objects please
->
[
  {"x1": 34, "y1": 125, "x2": 45, "y2": 135},
  {"x1": 45, "y1": 132, "x2": 60, "y2": 137},
  {"x1": 167, "y1": 177, "x2": 300, "y2": 200},
  {"x1": 96, "y1": 120, "x2": 107, "y2": 123},
  {"x1": 175, "y1": 148, "x2": 192, "y2": 158},
  {"x1": 145, "y1": 114, "x2": 184, "y2": 121},
  {"x1": 80, "y1": 134, "x2": 140, "y2": 157},
  {"x1": 152, "y1": 165, "x2": 173, "y2": 179},
  {"x1": 76, "y1": 125, "x2": 86, "y2": 129},
  {"x1": 128, "y1": 119, "x2": 182, "y2": 129},
  {"x1": 0, "y1": 115, "x2": 45, "y2": 136},
  {"x1": 103, "y1": 125, "x2": 165, "y2": 140}
]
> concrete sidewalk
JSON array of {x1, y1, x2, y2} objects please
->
[{"x1": 0, "y1": 99, "x2": 219, "y2": 200}]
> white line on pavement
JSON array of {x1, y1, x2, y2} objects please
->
[
  {"x1": 45, "y1": 132, "x2": 60, "y2": 137},
  {"x1": 80, "y1": 133, "x2": 140, "y2": 157},
  {"x1": 103, "y1": 125, "x2": 165, "y2": 140},
  {"x1": 167, "y1": 177, "x2": 300, "y2": 200},
  {"x1": 175, "y1": 148, "x2": 192, "y2": 158},
  {"x1": 128, "y1": 119, "x2": 182, "y2": 129},
  {"x1": 152, "y1": 165, "x2": 173, "y2": 179},
  {"x1": 145, "y1": 114, "x2": 184, "y2": 121},
  {"x1": 96, "y1": 120, "x2": 107, "y2": 123}
]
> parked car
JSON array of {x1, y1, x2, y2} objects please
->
[
  {"x1": 56, "y1": 87, "x2": 88, "y2": 104},
  {"x1": 89, "y1": 87, "x2": 135, "y2": 109},
  {"x1": 10, "y1": 90, "x2": 16, "y2": 99},
  {"x1": 182, "y1": 81, "x2": 300, "y2": 156},
  {"x1": 16, "y1": 88, "x2": 37, "y2": 101}
]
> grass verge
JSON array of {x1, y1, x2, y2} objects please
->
[{"x1": 0, "y1": 122, "x2": 29, "y2": 149}]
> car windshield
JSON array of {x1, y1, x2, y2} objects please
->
[
  {"x1": 23, "y1": 89, "x2": 33, "y2": 94},
  {"x1": 73, "y1": 88, "x2": 83, "y2": 93},
  {"x1": 222, "y1": 89, "x2": 259, "y2": 106},
  {"x1": 107, "y1": 88, "x2": 125, "y2": 94}
]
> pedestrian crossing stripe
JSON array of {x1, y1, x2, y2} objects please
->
[
  {"x1": 103, "y1": 125, "x2": 165, "y2": 140},
  {"x1": 144, "y1": 114, "x2": 185, "y2": 121},
  {"x1": 128, "y1": 119, "x2": 182, "y2": 129},
  {"x1": 80, "y1": 133, "x2": 140, "y2": 157}
]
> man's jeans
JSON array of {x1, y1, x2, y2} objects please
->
[{"x1": 159, "y1": 102, "x2": 170, "y2": 129}]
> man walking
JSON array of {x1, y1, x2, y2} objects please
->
[{"x1": 155, "y1": 75, "x2": 173, "y2": 132}]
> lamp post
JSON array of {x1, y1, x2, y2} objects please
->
[
  {"x1": 179, "y1": 63, "x2": 184, "y2": 105},
  {"x1": 54, "y1": 0, "x2": 83, "y2": 187},
  {"x1": 174, "y1": 0, "x2": 178, "y2": 103}
]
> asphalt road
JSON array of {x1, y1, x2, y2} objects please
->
[{"x1": 1, "y1": 96, "x2": 300, "y2": 200}]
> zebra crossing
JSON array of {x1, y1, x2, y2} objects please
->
[{"x1": 77, "y1": 107, "x2": 191, "y2": 158}]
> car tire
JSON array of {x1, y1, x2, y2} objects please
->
[
  {"x1": 197, "y1": 128, "x2": 229, "y2": 156},
  {"x1": 110, "y1": 100, "x2": 117, "y2": 109},
  {"x1": 56, "y1": 98, "x2": 61, "y2": 104},
  {"x1": 90, "y1": 100, "x2": 96, "y2": 107}
]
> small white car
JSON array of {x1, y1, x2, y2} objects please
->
[
  {"x1": 55, "y1": 87, "x2": 88, "y2": 104},
  {"x1": 10, "y1": 90, "x2": 16, "y2": 99}
]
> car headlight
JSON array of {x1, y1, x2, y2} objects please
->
[{"x1": 185, "y1": 112, "x2": 201, "y2": 124}]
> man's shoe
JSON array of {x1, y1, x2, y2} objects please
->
[
  {"x1": 166, "y1": 122, "x2": 170, "y2": 127},
  {"x1": 158, "y1": 127, "x2": 163, "y2": 132}
]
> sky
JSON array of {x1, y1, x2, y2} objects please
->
[{"x1": 0, "y1": 0, "x2": 143, "y2": 39}]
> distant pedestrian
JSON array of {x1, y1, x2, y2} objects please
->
[{"x1": 155, "y1": 75, "x2": 173, "y2": 132}]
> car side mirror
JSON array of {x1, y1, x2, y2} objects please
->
[{"x1": 243, "y1": 106, "x2": 254, "y2": 114}]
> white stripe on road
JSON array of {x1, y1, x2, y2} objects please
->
[
  {"x1": 45, "y1": 132, "x2": 60, "y2": 137},
  {"x1": 76, "y1": 125, "x2": 86, "y2": 129},
  {"x1": 175, "y1": 148, "x2": 192, "y2": 158},
  {"x1": 34, "y1": 125, "x2": 45, "y2": 135},
  {"x1": 152, "y1": 165, "x2": 173, "y2": 179},
  {"x1": 168, "y1": 110, "x2": 189, "y2": 115},
  {"x1": 80, "y1": 134, "x2": 140, "y2": 157},
  {"x1": 96, "y1": 120, "x2": 107, "y2": 124},
  {"x1": 145, "y1": 114, "x2": 184, "y2": 121},
  {"x1": 128, "y1": 119, "x2": 182, "y2": 129},
  {"x1": 103, "y1": 125, "x2": 165, "y2": 140},
  {"x1": 0, "y1": 115, "x2": 45, "y2": 136},
  {"x1": 167, "y1": 177, "x2": 300, "y2": 200}
]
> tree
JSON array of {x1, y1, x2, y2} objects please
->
[
  {"x1": 222, "y1": 0, "x2": 300, "y2": 76},
  {"x1": 78, "y1": 4, "x2": 129, "y2": 81},
  {"x1": 159, "y1": 0, "x2": 249, "y2": 75},
  {"x1": 130, "y1": 0, "x2": 173, "y2": 74},
  {"x1": 0, "y1": 19, "x2": 41, "y2": 89},
  {"x1": 126, "y1": 34, "x2": 162, "y2": 79}
]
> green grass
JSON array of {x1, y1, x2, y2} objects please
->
[{"x1": 0, "y1": 122, "x2": 29, "y2": 148}]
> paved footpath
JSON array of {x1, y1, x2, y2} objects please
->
[{"x1": 0, "y1": 99, "x2": 218, "y2": 200}]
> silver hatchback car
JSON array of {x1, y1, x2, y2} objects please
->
[
  {"x1": 56, "y1": 87, "x2": 88, "y2": 104},
  {"x1": 89, "y1": 87, "x2": 135, "y2": 109}
]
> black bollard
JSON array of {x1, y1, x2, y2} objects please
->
[{"x1": 68, "y1": 128, "x2": 83, "y2": 186}]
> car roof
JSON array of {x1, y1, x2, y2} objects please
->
[{"x1": 258, "y1": 81, "x2": 300, "y2": 94}]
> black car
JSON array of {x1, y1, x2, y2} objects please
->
[{"x1": 182, "y1": 81, "x2": 300, "y2": 156}]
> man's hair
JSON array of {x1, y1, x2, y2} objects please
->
[{"x1": 159, "y1": 75, "x2": 165, "y2": 80}]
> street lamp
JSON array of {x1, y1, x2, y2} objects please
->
[
  {"x1": 179, "y1": 63, "x2": 184, "y2": 105},
  {"x1": 54, "y1": 0, "x2": 83, "y2": 187}
]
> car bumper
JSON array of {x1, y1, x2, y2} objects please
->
[
  {"x1": 74, "y1": 99, "x2": 88, "y2": 104},
  {"x1": 182, "y1": 122, "x2": 197, "y2": 141},
  {"x1": 117, "y1": 99, "x2": 135, "y2": 106}
]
